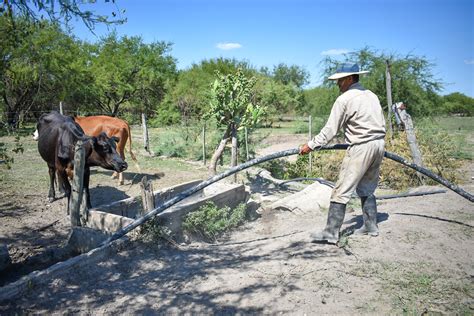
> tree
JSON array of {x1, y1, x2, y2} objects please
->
[
  {"x1": 0, "y1": 16, "x2": 92, "y2": 127},
  {"x1": 271, "y1": 63, "x2": 310, "y2": 89},
  {"x1": 1, "y1": 0, "x2": 125, "y2": 32},
  {"x1": 254, "y1": 75, "x2": 306, "y2": 119},
  {"x1": 319, "y1": 47, "x2": 444, "y2": 117},
  {"x1": 207, "y1": 69, "x2": 265, "y2": 176},
  {"x1": 159, "y1": 58, "x2": 255, "y2": 125},
  {"x1": 87, "y1": 32, "x2": 177, "y2": 116},
  {"x1": 441, "y1": 93, "x2": 474, "y2": 116}
]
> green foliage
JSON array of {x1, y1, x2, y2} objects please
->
[
  {"x1": 254, "y1": 76, "x2": 306, "y2": 118},
  {"x1": 2, "y1": 0, "x2": 125, "y2": 31},
  {"x1": 208, "y1": 68, "x2": 265, "y2": 129},
  {"x1": 0, "y1": 16, "x2": 93, "y2": 127},
  {"x1": 270, "y1": 63, "x2": 310, "y2": 88},
  {"x1": 318, "y1": 46, "x2": 444, "y2": 117},
  {"x1": 182, "y1": 201, "x2": 247, "y2": 242},
  {"x1": 87, "y1": 32, "x2": 177, "y2": 115},
  {"x1": 302, "y1": 86, "x2": 339, "y2": 116},
  {"x1": 440, "y1": 92, "x2": 474, "y2": 116},
  {"x1": 152, "y1": 128, "x2": 189, "y2": 158},
  {"x1": 0, "y1": 136, "x2": 24, "y2": 169}
]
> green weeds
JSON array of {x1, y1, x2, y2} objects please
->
[{"x1": 182, "y1": 201, "x2": 247, "y2": 242}]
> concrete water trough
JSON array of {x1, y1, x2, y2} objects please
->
[{"x1": 83, "y1": 179, "x2": 250, "y2": 242}]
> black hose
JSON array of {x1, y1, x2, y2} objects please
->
[
  {"x1": 383, "y1": 151, "x2": 473, "y2": 202},
  {"x1": 102, "y1": 143, "x2": 473, "y2": 245},
  {"x1": 279, "y1": 177, "x2": 335, "y2": 188}
]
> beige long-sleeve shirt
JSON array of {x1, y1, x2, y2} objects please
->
[{"x1": 308, "y1": 82, "x2": 386, "y2": 149}]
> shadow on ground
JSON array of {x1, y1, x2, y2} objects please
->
[{"x1": 2, "y1": 235, "x2": 343, "y2": 314}]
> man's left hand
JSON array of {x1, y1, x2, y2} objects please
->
[{"x1": 299, "y1": 144, "x2": 312, "y2": 155}]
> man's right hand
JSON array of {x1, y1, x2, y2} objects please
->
[{"x1": 299, "y1": 144, "x2": 313, "y2": 155}]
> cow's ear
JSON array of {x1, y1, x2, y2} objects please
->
[{"x1": 111, "y1": 136, "x2": 120, "y2": 143}]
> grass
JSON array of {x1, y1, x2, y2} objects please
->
[
  {"x1": 182, "y1": 201, "x2": 247, "y2": 242},
  {"x1": 417, "y1": 116, "x2": 474, "y2": 160},
  {"x1": 351, "y1": 260, "x2": 473, "y2": 314}
]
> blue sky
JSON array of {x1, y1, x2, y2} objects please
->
[{"x1": 72, "y1": 0, "x2": 474, "y2": 97}]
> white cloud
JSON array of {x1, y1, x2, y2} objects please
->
[
  {"x1": 321, "y1": 49, "x2": 350, "y2": 56},
  {"x1": 216, "y1": 42, "x2": 242, "y2": 50},
  {"x1": 464, "y1": 59, "x2": 474, "y2": 65}
]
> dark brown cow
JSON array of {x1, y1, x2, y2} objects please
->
[
  {"x1": 74, "y1": 115, "x2": 137, "y2": 185},
  {"x1": 37, "y1": 111, "x2": 127, "y2": 211}
]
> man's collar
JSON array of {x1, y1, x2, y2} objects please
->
[{"x1": 348, "y1": 82, "x2": 364, "y2": 91}]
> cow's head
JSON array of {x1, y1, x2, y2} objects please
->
[{"x1": 88, "y1": 132, "x2": 128, "y2": 172}]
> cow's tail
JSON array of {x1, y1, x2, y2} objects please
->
[
  {"x1": 126, "y1": 123, "x2": 141, "y2": 172},
  {"x1": 126, "y1": 123, "x2": 137, "y2": 162}
]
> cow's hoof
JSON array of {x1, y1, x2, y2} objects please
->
[
  {"x1": 48, "y1": 197, "x2": 55, "y2": 203},
  {"x1": 119, "y1": 181, "x2": 124, "y2": 185}
]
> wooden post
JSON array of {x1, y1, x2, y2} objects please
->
[
  {"x1": 308, "y1": 115, "x2": 312, "y2": 174},
  {"x1": 139, "y1": 176, "x2": 155, "y2": 217},
  {"x1": 202, "y1": 124, "x2": 206, "y2": 166},
  {"x1": 245, "y1": 127, "x2": 249, "y2": 161},
  {"x1": 142, "y1": 113, "x2": 150, "y2": 154},
  {"x1": 59, "y1": 101, "x2": 63, "y2": 115},
  {"x1": 385, "y1": 60, "x2": 393, "y2": 138},
  {"x1": 70, "y1": 140, "x2": 85, "y2": 227},
  {"x1": 399, "y1": 109, "x2": 425, "y2": 184}
]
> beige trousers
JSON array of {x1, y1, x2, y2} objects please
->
[{"x1": 330, "y1": 139, "x2": 385, "y2": 204}]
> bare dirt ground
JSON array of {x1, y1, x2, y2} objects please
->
[{"x1": 1, "y1": 134, "x2": 473, "y2": 314}]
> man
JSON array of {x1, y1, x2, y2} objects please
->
[{"x1": 299, "y1": 63, "x2": 386, "y2": 244}]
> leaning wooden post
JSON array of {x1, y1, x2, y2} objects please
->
[
  {"x1": 139, "y1": 176, "x2": 155, "y2": 217},
  {"x1": 399, "y1": 109, "x2": 425, "y2": 184},
  {"x1": 142, "y1": 113, "x2": 150, "y2": 154},
  {"x1": 385, "y1": 60, "x2": 394, "y2": 138},
  {"x1": 70, "y1": 140, "x2": 86, "y2": 227},
  {"x1": 231, "y1": 125, "x2": 238, "y2": 182},
  {"x1": 308, "y1": 115, "x2": 312, "y2": 174},
  {"x1": 59, "y1": 101, "x2": 64, "y2": 115}
]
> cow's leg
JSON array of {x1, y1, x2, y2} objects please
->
[
  {"x1": 56, "y1": 170, "x2": 67, "y2": 198},
  {"x1": 48, "y1": 166, "x2": 56, "y2": 202},
  {"x1": 117, "y1": 138, "x2": 126, "y2": 185},
  {"x1": 58, "y1": 169, "x2": 71, "y2": 214},
  {"x1": 84, "y1": 167, "x2": 92, "y2": 209}
]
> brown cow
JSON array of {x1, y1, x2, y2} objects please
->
[{"x1": 74, "y1": 115, "x2": 137, "y2": 185}]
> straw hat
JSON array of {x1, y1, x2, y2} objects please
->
[{"x1": 328, "y1": 63, "x2": 369, "y2": 80}]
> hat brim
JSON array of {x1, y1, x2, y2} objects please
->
[{"x1": 328, "y1": 70, "x2": 369, "y2": 80}]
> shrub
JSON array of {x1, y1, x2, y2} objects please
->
[{"x1": 183, "y1": 201, "x2": 247, "y2": 242}]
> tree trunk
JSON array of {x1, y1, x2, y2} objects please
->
[
  {"x1": 231, "y1": 124, "x2": 238, "y2": 182},
  {"x1": 208, "y1": 126, "x2": 231, "y2": 176}
]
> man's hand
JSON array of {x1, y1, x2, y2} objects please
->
[{"x1": 299, "y1": 144, "x2": 313, "y2": 155}]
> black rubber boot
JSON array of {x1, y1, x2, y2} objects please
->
[
  {"x1": 310, "y1": 202, "x2": 346, "y2": 244},
  {"x1": 354, "y1": 195, "x2": 379, "y2": 236}
]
